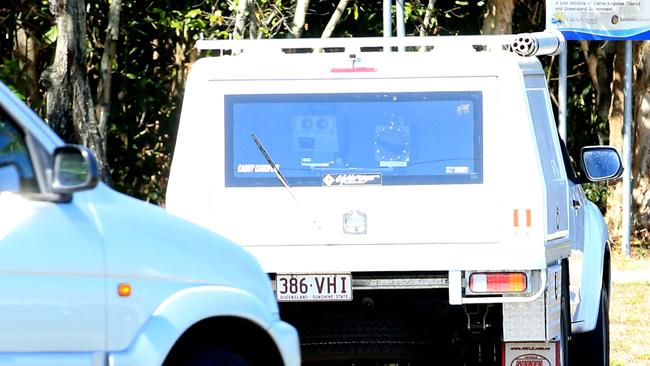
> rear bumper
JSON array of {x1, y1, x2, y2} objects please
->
[
  {"x1": 269, "y1": 269, "x2": 547, "y2": 305},
  {"x1": 245, "y1": 243, "x2": 549, "y2": 273}
]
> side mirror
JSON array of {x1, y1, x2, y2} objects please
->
[
  {"x1": 0, "y1": 163, "x2": 21, "y2": 192},
  {"x1": 580, "y1": 146, "x2": 623, "y2": 182},
  {"x1": 51, "y1": 145, "x2": 100, "y2": 194}
]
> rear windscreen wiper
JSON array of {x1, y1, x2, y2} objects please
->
[
  {"x1": 251, "y1": 133, "x2": 296, "y2": 200},
  {"x1": 251, "y1": 133, "x2": 322, "y2": 229}
]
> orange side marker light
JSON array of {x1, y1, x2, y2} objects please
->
[{"x1": 118, "y1": 283, "x2": 132, "y2": 297}]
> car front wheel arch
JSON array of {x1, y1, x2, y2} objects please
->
[{"x1": 163, "y1": 316, "x2": 284, "y2": 366}]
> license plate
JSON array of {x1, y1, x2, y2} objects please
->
[{"x1": 275, "y1": 273, "x2": 352, "y2": 302}]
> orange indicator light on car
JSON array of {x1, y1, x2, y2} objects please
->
[
  {"x1": 469, "y1": 272, "x2": 527, "y2": 293},
  {"x1": 118, "y1": 283, "x2": 132, "y2": 297}
]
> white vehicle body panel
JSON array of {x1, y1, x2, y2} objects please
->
[
  {"x1": 166, "y1": 34, "x2": 611, "y2": 348},
  {"x1": 167, "y1": 54, "x2": 552, "y2": 272}
]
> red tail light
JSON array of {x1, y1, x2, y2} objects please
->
[{"x1": 469, "y1": 272, "x2": 527, "y2": 293}]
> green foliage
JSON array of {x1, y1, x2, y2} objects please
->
[
  {"x1": 566, "y1": 44, "x2": 609, "y2": 145},
  {"x1": 0, "y1": 59, "x2": 26, "y2": 100},
  {"x1": 584, "y1": 182, "x2": 611, "y2": 214},
  {"x1": 0, "y1": 0, "x2": 609, "y2": 208},
  {"x1": 0, "y1": 2, "x2": 52, "y2": 113}
]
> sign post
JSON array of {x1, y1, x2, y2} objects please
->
[
  {"x1": 546, "y1": 1, "x2": 650, "y2": 256},
  {"x1": 623, "y1": 40, "x2": 633, "y2": 256}
]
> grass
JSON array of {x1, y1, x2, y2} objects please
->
[
  {"x1": 610, "y1": 250, "x2": 650, "y2": 366},
  {"x1": 612, "y1": 245, "x2": 650, "y2": 271}
]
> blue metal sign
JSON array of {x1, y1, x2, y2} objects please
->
[{"x1": 546, "y1": 1, "x2": 650, "y2": 40}]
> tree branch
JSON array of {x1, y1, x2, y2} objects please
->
[
  {"x1": 290, "y1": 0, "x2": 309, "y2": 38},
  {"x1": 234, "y1": 0, "x2": 248, "y2": 39},
  {"x1": 321, "y1": 0, "x2": 349, "y2": 39},
  {"x1": 248, "y1": 0, "x2": 258, "y2": 39},
  {"x1": 420, "y1": 0, "x2": 437, "y2": 36}
]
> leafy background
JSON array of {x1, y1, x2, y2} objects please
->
[{"x1": 0, "y1": 0, "x2": 609, "y2": 206}]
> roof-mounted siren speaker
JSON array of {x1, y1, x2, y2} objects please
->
[{"x1": 511, "y1": 30, "x2": 566, "y2": 57}]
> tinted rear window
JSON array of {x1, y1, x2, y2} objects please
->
[{"x1": 225, "y1": 92, "x2": 483, "y2": 187}]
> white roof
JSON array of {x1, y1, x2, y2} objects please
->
[{"x1": 191, "y1": 32, "x2": 561, "y2": 81}]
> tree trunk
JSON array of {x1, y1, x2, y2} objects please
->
[
  {"x1": 248, "y1": 0, "x2": 258, "y2": 39},
  {"x1": 419, "y1": 0, "x2": 437, "y2": 37},
  {"x1": 45, "y1": 0, "x2": 74, "y2": 142},
  {"x1": 579, "y1": 40, "x2": 615, "y2": 138},
  {"x1": 14, "y1": 27, "x2": 40, "y2": 105},
  {"x1": 321, "y1": 0, "x2": 349, "y2": 39},
  {"x1": 482, "y1": 0, "x2": 515, "y2": 35},
  {"x1": 291, "y1": 0, "x2": 310, "y2": 38},
  {"x1": 605, "y1": 42, "x2": 627, "y2": 244},
  {"x1": 97, "y1": 0, "x2": 122, "y2": 157},
  {"x1": 632, "y1": 41, "x2": 650, "y2": 242},
  {"x1": 234, "y1": 0, "x2": 249, "y2": 39},
  {"x1": 47, "y1": 0, "x2": 110, "y2": 181}
]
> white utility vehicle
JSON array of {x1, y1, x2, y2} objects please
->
[
  {"x1": 0, "y1": 81, "x2": 300, "y2": 366},
  {"x1": 167, "y1": 31, "x2": 622, "y2": 366}
]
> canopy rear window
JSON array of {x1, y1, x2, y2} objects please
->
[{"x1": 225, "y1": 92, "x2": 483, "y2": 187}]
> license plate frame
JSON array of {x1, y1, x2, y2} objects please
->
[{"x1": 275, "y1": 273, "x2": 353, "y2": 302}]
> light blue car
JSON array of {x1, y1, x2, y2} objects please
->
[{"x1": 0, "y1": 81, "x2": 300, "y2": 366}]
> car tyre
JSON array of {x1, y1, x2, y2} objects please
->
[{"x1": 183, "y1": 347, "x2": 252, "y2": 366}]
